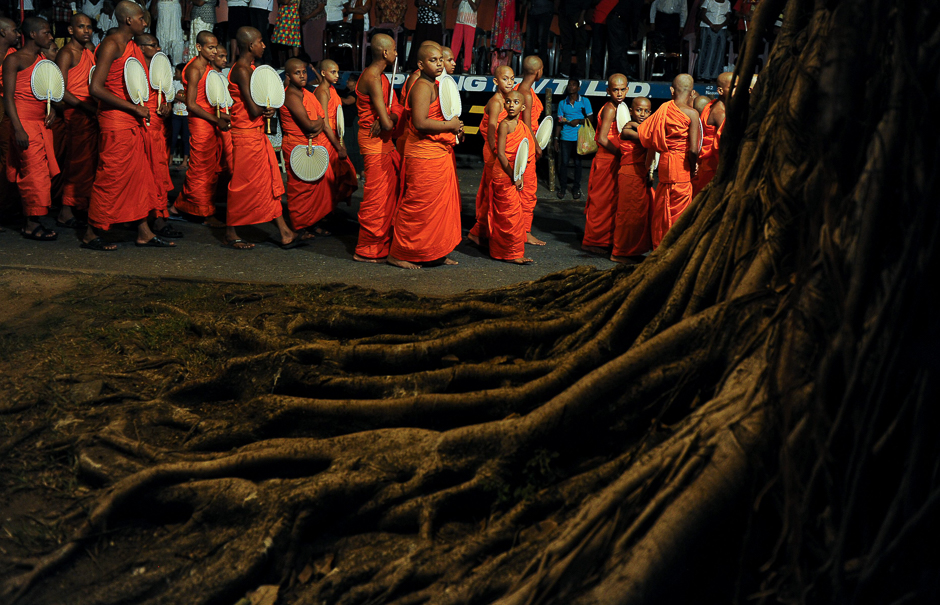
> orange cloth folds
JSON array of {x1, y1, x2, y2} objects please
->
[
  {"x1": 469, "y1": 104, "x2": 507, "y2": 240},
  {"x1": 280, "y1": 88, "x2": 334, "y2": 231},
  {"x1": 327, "y1": 86, "x2": 357, "y2": 200},
  {"x1": 582, "y1": 102, "x2": 620, "y2": 248},
  {"x1": 227, "y1": 126, "x2": 284, "y2": 226},
  {"x1": 613, "y1": 136, "x2": 653, "y2": 257},
  {"x1": 145, "y1": 92, "x2": 171, "y2": 217},
  {"x1": 489, "y1": 120, "x2": 527, "y2": 261},
  {"x1": 173, "y1": 59, "x2": 221, "y2": 216},
  {"x1": 638, "y1": 100, "x2": 693, "y2": 248},
  {"x1": 690, "y1": 100, "x2": 719, "y2": 199}
]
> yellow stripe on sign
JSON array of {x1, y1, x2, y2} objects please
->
[
  {"x1": 468, "y1": 105, "x2": 485, "y2": 114},
  {"x1": 464, "y1": 126, "x2": 480, "y2": 135}
]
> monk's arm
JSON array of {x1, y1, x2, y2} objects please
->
[
  {"x1": 521, "y1": 89, "x2": 532, "y2": 135},
  {"x1": 284, "y1": 89, "x2": 323, "y2": 136},
  {"x1": 231, "y1": 64, "x2": 269, "y2": 120},
  {"x1": 708, "y1": 102, "x2": 725, "y2": 128},
  {"x1": 55, "y1": 48, "x2": 90, "y2": 113},
  {"x1": 367, "y1": 74, "x2": 396, "y2": 131},
  {"x1": 686, "y1": 108, "x2": 702, "y2": 174},
  {"x1": 185, "y1": 63, "x2": 227, "y2": 127},
  {"x1": 620, "y1": 122, "x2": 639, "y2": 141},
  {"x1": 496, "y1": 120, "x2": 514, "y2": 179},
  {"x1": 2, "y1": 55, "x2": 28, "y2": 148},
  {"x1": 315, "y1": 85, "x2": 343, "y2": 150},
  {"x1": 90, "y1": 40, "x2": 148, "y2": 120},
  {"x1": 411, "y1": 81, "x2": 459, "y2": 134},
  {"x1": 596, "y1": 104, "x2": 618, "y2": 154},
  {"x1": 486, "y1": 96, "x2": 502, "y2": 152}
]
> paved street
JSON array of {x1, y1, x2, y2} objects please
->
[{"x1": 0, "y1": 159, "x2": 613, "y2": 296}]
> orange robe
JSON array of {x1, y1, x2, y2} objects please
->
[
  {"x1": 280, "y1": 88, "x2": 335, "y2": 231},
  {"x1": 89, "y1": 41, "x2": 156, "y2": 229},
  {"x1": 172, "y1": 58, "x2": 221, "y2": 217},
  {"x1": 394, "y1": 70, "x2": 419, "y2": 158},
  {"x1": 326, "y1": 85, "x2": 357, "y2": 200},
  {"x1": 5, "y1": 55, "x2": 61, "y2": 217},
  {"x1": 390, "y1": 81, "x2": 461, "y2": 263},
  {"x1": 690, "y1": 99, "x2": 719, "y2": 200},
  {"x1": 468, "y1": 101, "x2": 507, "y2": 241},
  {"x1": 145, "y1": 81, "x2": 171, "y2": 218},
  {"x1": 62, "y1": 47, "x2": 97, "y2": 211},
  {"x1": 638, "y1": 100, "x2": 693, "y2": 248},
  {"x1": 613, "y1": 134, "x2": 653, "y2": 257},
  {"x1": 515, "y1": 84, "x2": 543, "y2": 232},
  {"x1": 582, "y1": 102, "x2": 620, "y2": 248},
  {"x1": 0, "y1": 47, "x2": 16, "y2": 209},
  {"x1": 354, "y1": 72, "x2": 404, "y2": 259},
  {"x1": 489, "y1": 119, "x2": 528, "y2": 260},
  {"x1": 226, "y1": 66, "x2": 284, "y2": 227}
]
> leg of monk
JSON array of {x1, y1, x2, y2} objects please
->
[
  {"x1": 172, "y1": 116, "x2": 221, "y2": 217},
  {"x1": 468, "y1": 144, "x2": 494, "y2": 244},
  {"x1": 7, "y1": 121, "x2": 59, "y2": 237},
  {"x1": 611, "y1": 166, "x2": 653, "y2": 259},
  {"x1": 582, "y1": 149, "x2": 619, "y2": 252},
  {"x1": 490, "y1": 173, "x2": 530, "y2": 263},
  {"x1": 389, "y1": 155, "x2": 462, "y2": 266},
  {"x1": 355, "y1": 140, "x2": 401, "y2": 261},
  {"x1": 521, "y1": 160, "x2": 545, "y2": 245},
  {"x1": 61, "y1": 109, "x2": 98, "y2": 218}
]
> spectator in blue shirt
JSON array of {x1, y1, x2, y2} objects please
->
[{"x1": 554, "y1": 78, "x2": 593, "y2": 199}]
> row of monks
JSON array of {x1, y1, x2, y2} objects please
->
[{"x1": 1, "y1": 0, "x2": 731, "y2": 267}]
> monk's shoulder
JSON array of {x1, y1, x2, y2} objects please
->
[
  {"x1": 600, "y1": 102, "x2": 617, "y2": 119},
  {"x1": 678, "y1": 105, "x2": 699, "y2": 122},
  {"x1": 708, "y1": 101, "x2": 726, "y2": 126},
  {"x1": 314, "y1": 83, "x2": 329, "y2": 102}
]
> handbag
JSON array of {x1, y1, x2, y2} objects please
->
[{"x1": 576, "y1": 104, "x2": 597, "y2": 155}]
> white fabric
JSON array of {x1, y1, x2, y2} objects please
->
[
  {"x1": 249, "y1": 0, "x2": 275, "y2": 8},
  {"x1": 156, "y1": 1, "x2": 186, "y2": 66},
  {"x1": 325, "y1": 0, "x2": 346, "y2": 22},
  {"x1": 227, "y1": 0, "x2": 250, "y2": 7},
  {"x1": 172, "y1": 80, "x2": 187, "y2": 115},
  {"x1": 650, "y1": 0, "x2": 688, "y2": 27},
  {"x1": 456, "y1": 0, "x2": 477, "y2": 27},
  {"x1": 186, "y1": 16, "x2": 214, "y2": 61},
  {"x1": 699, "y1": 0, "x2": 731, "y2": 28},
  {"x1": 81, "y1": 0, "x2": 103, "y2": 19}
]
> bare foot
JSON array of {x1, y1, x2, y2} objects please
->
[
  {"x1": 526, "y1": 232, "x2": 546, "y2": 246},
  {"x1": 353, "y1": 253, "x2": 388, "y2": 263},
  {"x1": 387, "y1": 255, "x2": 422, "y2": 269},
  {"x1": 203, "y1": 216, "x2": 226, "y2": 228},
  {"x1": 443, "y1": 257, "x2": 458, "y2": 266},
  {"x1": 506, "y1": 257, "x2": 534, "y2": 265},
  {"x1": 610, "y1": 254, "x2": 644, "y2": 265},
  {"x1": 581, "y1": 244, "x2": 610, "y2": 256},
  {"x1": 467, "y1": 233, "x2": 483, "y2": 246}
]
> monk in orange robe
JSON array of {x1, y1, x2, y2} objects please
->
[
  {"x1": 582, "y1": 73, "x2": 628, "y2": 255},
  {"x1": 40, "y1": 42, "x2": 69, "y2": 210},
  {"x1": 515, "y1": 55, "x2": 546, "y2": 245},
  {"x1": 213, "y1": 48, "x2": 234, "y2": 176},
  {"x1": 2, "y1": 17, "x2": 60, "y2": 241},
  {"x1": 135, "y1": 33, "x2": 183, "y2": 238},
  {"x1": 611, "y1": 97, "x2": 655, "y2": 263},
  {"x1": 280, "y1": 58, "x2": 336, "y2": 235},
  {"x1": 490, "y1": 91, "x2": 534, "y2": 264},
  {"x1": 388, "y1": 44, "x2": 463, "y2": 269},
  {"x1": 0, "y1": 18, "x2": 18, "y2": 219},
  {"x1": 467, "y1": 65, "x2": 514, "y2": 246},
  {"x1": 354, "y1": 33, "x2": 405, "y2": 262},
  {"x1": 314, "y1": 59, "x2": 358, "y2": 208},
  {"x1": 54, "y1": 13, "x2": 97, "y2": 228},
  {"x1": 172, "y1": 31, "x2": 228, "y2": 225},
  {"x1": 225, "y1": 26, "x2": 306, "y2": 250},
  {"x1": 638, "y1": 73, "x2": 701, "y2": 249},
  {"x1": 83, "y1": 1, "x2": 172, "y2": 250},
  {"x1": 691, "y1": 71, "x2": 731, "y2": 200}
]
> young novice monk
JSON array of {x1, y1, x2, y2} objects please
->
[
  {"x1": 2, "y1": 17, "x2": 59, "y2": 241},
  {"x1": 388, "y1": 44, "x2": 463, "y2": 270},
  {"x1": 314, "y1": 59, "x2": 358, "y2": 206},
  {"x1": 582, "y1": 73, "x2": 628, "y2": 255},
  {"x1": 491, "y1": 90, "x2": 534, "y2": 264},
  {"x1": 611, "y1": 96, "x2": 654, "y2": 264},
  {"x1": 281, "y1": 57, "x2": 335, "y2": 236},
  {"x1": 468, "y1": 64, "x2": 514, "y2": 246},
  {"x1": 212, "y1": 47, "x2": 234, "y2": 176},
  {"x1": 515, "y1": 55, "x2": 545, "y2": 245},
  {"x1": 441, "y1": 45, "x2": 457, "y2": 75}
]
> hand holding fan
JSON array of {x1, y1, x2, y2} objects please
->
[
  {"x1": 616, "y1": 102, "x2": 630, "y2": 134},
  {"x1": 205, "y1": 69, "x2": 229, "y2": 119},
  {"x1": 335, "y1": 104, "x2": 345, "y2": 139},
  {"x1": 249, "y1": 65, "x2": 285, "y2": 134},
  {"x1": 289, "y1": 142, "x2": 329, "y2": 182},
  {"x1": 514, "y1": 136, "x2": 529, "y2": 185},
  {"x1": 88, "y1": 64, "x2": 95, "y2": 86},
  {"x1": 535, "y1": 116, "x2": 553, "y2": 150},
  {"x1": 30, "y1": 59, "x2": 64, "y2": 117},
  {"x1": 123, "y1": 57, "x2": 150, "y2": 125},
  {"x1": 149, "y1": 51, "x2": 174, "y2": 109},
  {"x1": 438, "y1": 74, "x2": 461, "y2": 121}
]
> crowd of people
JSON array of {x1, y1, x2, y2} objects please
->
[
  {"x1": 2, "y1": 1, "x2": 771, "y2": 83},
  {"x1": 1, "y1": 0, "x2": 735, "y2": 267}
]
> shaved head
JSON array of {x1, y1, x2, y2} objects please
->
[
  {"x1": 417, "y1": 43, "x2": 440, "y2": 64},
  {"x1": 22, "y1": 17, "x2": 49, "y2": 38},
  {"x1": 495, "y1": 65, "x2": 514, "y2": 80},
  {"x1": 441, "y1": 45, "x2": 453, "y2": 57},
  {"x1": 134, "y1": 33, "x2": 156, "y2": 46},
  {"x1": 236, "y1": 26, "x2": 261, "y2": 50},
  {"x1": 284, "y1": 57, "x2": 305, "y2": 72},
  {"x1": 609, "y1": 73, "x2": 628, "y2": 87},
  {"x1": 507, "y1": 90, "x2": 524, "y2": 103},
  {"x1": 672, "y1": 73, "x2": 694, "y2": 94},
  {"x1": 196, "y1": 30, "x2": 217, "y2": 46},
  {"x1": 371, "y1": 33, "x2": 394, "y2": 57},
  {"x1": 717, "y1": 72, "x2": 733, "y2": 92},
  {"x1": 0, "y1": 17, "x2": 15, "y2": 32},
  {"x1": 522, "y1": 55, "x2": 543, "y2": 75},
  {"x1": 420, "y1": 39, "x2": 440, "y2": 49},
  {"x1": 115, "y1": 0, "x2": 144, "y2": 22},
  {"x1": 631, "y1": 97, "x2": 651, "y2": 111},
  {"x1": 320, "y1": 59, "x2": 338, "y2": 72},
  {"x1": 70, "y1": 12, "x2": 93, "y2": 28}
]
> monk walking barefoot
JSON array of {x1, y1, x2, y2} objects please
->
[
  {"x1": 611, "y1": 97, "x2": 654, "y2": 264},
  {"x1": 515, "y1": 55, "x2": 546, "y2": 246},
  {"x1": 490, "y1": 91, "x2": 534, "y2": 265},
  {"x1": 314, "y1": 59, "x2": 358, "y2": 210}
]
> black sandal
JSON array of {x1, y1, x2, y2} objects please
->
[
  {"x1": 154, "y1": 225, "x2": 184, "y2": 238},
  {"x1": 21, "y1": 224, "x2": 57, "y2": 241},
  {"x1": 136, "y1": 236, "x2": 176, "y2": 248},
  {"x1": 80, "y1": 237, "x2": 118, "y2": 251}
]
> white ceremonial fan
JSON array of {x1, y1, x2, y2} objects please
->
[
  {"x1": 30, "y1": 59, "x2": 64, "y2": 117},
  {"x1": 438, "y1": 74, "x2": 461, "y2": 121},
  {"x1": 514, "y1": 136, "x2": 529, "y2": 183},
  {"x1": 249, "y1": 64, "x2": 285, "y2": 134},
  {"x1": 335, "y1": 104, "x2": 344, "y2": 138},
  {"x1": 149, "y1": 51, "x2": 174, "y2": 109},
  {"x1": 289, "y1": 142, "x2": 329, "y2": 182},
  {"x1": 535, "y1": 115, "x2": 553, "y2": 150},
  {"x1": 88, "y1": 65, "x2": 95, "y2": 86},
  {"x1": 123, "y1": 57, "x2": 149, "y2": 124},
  {"x1": 205, "y1": 69, "x2": 229, "y2": 118},
  {"x1": 616, "y1": 102, "x2": 630, "y2": 133}
]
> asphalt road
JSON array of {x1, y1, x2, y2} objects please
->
[{"x1": 0, "y1": 159, "x2": 612, "y2": 296}]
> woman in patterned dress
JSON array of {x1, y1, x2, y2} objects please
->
[
  {"x1": 300, "y1": 0, "x2": 326, "y2": 63},
  {"x1": 272, "y1": 0, "x2": 302, "y2": 66},
  {"x1": 186, "y1": 0, "x2": 217, "y2": 61},
  {"x1": 491, "y1": 0, "x2": 523, "y2": 73}
]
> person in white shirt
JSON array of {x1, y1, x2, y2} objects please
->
[
  {"x1": 696, "y1": 0, "x2": 731, "y2": 81},
  {"x1": 650, "y1": 0, "x2": 688, "y2": 53}
]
